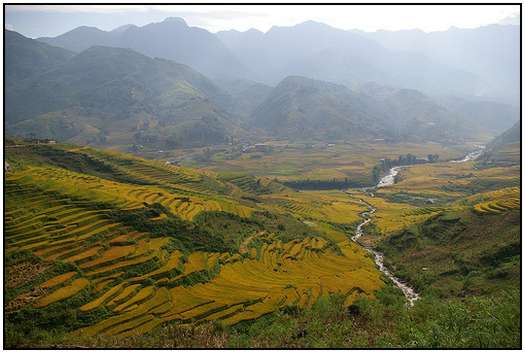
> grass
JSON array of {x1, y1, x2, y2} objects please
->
[{"x1": 54, "y1": 287, "x2": 520, "y2": 349}]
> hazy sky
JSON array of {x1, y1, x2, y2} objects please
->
[{"x1": 5, "y1": 4, "x2": 520, "y2": 38}]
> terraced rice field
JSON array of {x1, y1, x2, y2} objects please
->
[
  {"x1": 383, "y1": 162, "x2": 520, "y2": 199},
  {"x1": 357, "y1": 158, "x2": 521, "y2": 240},
  {"x1": 261, "y1": 190, "x2": 366, "y2": 225},
  {"x1": 471, "y1": 187, "x2": 520, "y2": 215},
  {"x1": 9, "y1": 164, "x2": 253, "y2": 221},
  {"x1": 76, "y1": 236, "x2": 381, "y2": 337},
  {"x1": 5, "y1": 143, "x2": 383, "y2": 339},
  {"x1": 352, "y1": 194, "x2": 434, "y2": 235}
]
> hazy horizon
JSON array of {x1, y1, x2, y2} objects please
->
[{"x1": 5, "y1": 4, "x2": 520, "y2": 39}]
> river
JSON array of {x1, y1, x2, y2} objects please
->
[
  {"x1": 451, "y1": 145, "x2": 485, "y2": 163},
  {"x1": 352, "y1": 203, "x2": 420, "y2": 306},
  {"x1": 376, "y1": 166, "x2": 403, "y2": 188},
  {"x1": 350, "y1": 146, "x2": 485, "y2": 306}
]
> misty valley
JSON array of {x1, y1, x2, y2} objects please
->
[{"x1": 3, "y1": 8, "x2": 521, "y2": 349}]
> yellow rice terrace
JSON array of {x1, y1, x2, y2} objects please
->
[{"x1": 5, "y1": 141, "x2": 383, "y2": 341}]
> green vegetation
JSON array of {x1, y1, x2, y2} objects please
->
[
  {"x1": 40, "y1": 286, "x2": 519, "y2": 349},
  {"x1": 105, "y1": 204, "x2": 230, "y2": 253},
  {"x1": 377, "y1": 209, "x2": 520, "y2": 297}
]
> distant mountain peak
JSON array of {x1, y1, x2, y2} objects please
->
[
  {"x1": 268, "y1": 20, "x2": 335, "y2": 34},
  {"x1": 111, "y1": 24, "x2": 137, "y2": 33},
  {"x1": 162, "y1": 17, "x2": 187, "y2": 26},
  {"x1": 246, "y1": 28, "x2": 263, "y2": 35},
  {"x1": 70, "y1": 25, "x2": 105, "y2": 33},
  {"x1": 298, "y1": 20, "x2": 330, "y2": 27}
]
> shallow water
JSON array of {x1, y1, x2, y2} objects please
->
[
  {"x1": 376, "y1": 166, "x2": 402, "y2": 188},
  {"x1": 451, "y1": 146, "x2": 485, "y2": 163},
  {"x1": 352, "y1": 205, "x2": 420, "y2": 307}
]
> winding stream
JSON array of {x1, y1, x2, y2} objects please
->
[
  {"x1": 350, "y1": 146, "x2": 485, "y2": 306},
  {"x1": 352, "y1": 202, "x2": 420, "y2": 306}
]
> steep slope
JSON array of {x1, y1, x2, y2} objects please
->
[
  {"x1": 378, "y1": 205, "x2": 520, "y2": 298},
  {"x1": 5, "y1": 29, "x2": 74, "y2": 84},
  {"x1": 478, "y1": 121, "x2": 520, "y2": 167},
  {"x1": 488, "y1": 121, "x2": 520, "y2": 147},
  {"x1": 38, "y1": 17, "x2": 246, "y2": 79},
  {"x1": 6, "y1": 43, "x2": 238, "y2": 147},
  {"x1": 357, "y1": 82, "x2": 465, "y2": 142},
  {"x1": 252, "y1": 76, "x2": 466, "y2": 142}
]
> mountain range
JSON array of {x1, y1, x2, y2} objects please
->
[
  {"x1": 38, "y1": 17, "x2": 245, "y2": 80},
  {"x1": 218, "y1": 21, "x2": 480, "y2": 99},
  {"x1": 218, "y1": 21, "x2": 519, "y2": 105},
  {"x1": 5, "y1": 18, "x2": 519, "y2": 148},
  {"x1": 359, "y1": 25, "x2": 520, "y2": 104},
  {"x1": 37, "y1": 18, "x2": 519, "y2": 106}
]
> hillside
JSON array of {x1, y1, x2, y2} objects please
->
[
  {"x1": 5, "y1": 141, "x2": 382, "y2": 346},
  {"x1": 252, "y1": 76, "x2": 466, "y2": 142},
  {"x1": 357, "y1": 83, "x2": 467, "y2": 142},
  {"x1": 5, "y1": 36, "x2": 239, "y2": 148},
  {"x1": 478, "y1": 121, "x2": 520, "y2": 167},
  {"x1": 378, "y1": 205, "x2": 520, "y2": 297},
  {"x1": 252, "y1": 76, "x2": 384, "y2": 140},
  {"x1": 38, "y1": 17, "x2": 246, "y2": 79},
  {"x1": 5, "y1": 29, "x2": 75, "y2": 84},
  {"x1": 5, "y1": 139, "x2": 520, "y2": 348},
  {"x1": 488, "y1": 121, "x2": 520, "y2": 148}
]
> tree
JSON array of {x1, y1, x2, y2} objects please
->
[
  {"x1": 372, "y1": 165, "x2": 382, "y2": 183},
  {"x1": 428, "y1": 154, "x2": 439, "y2": 163}
]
